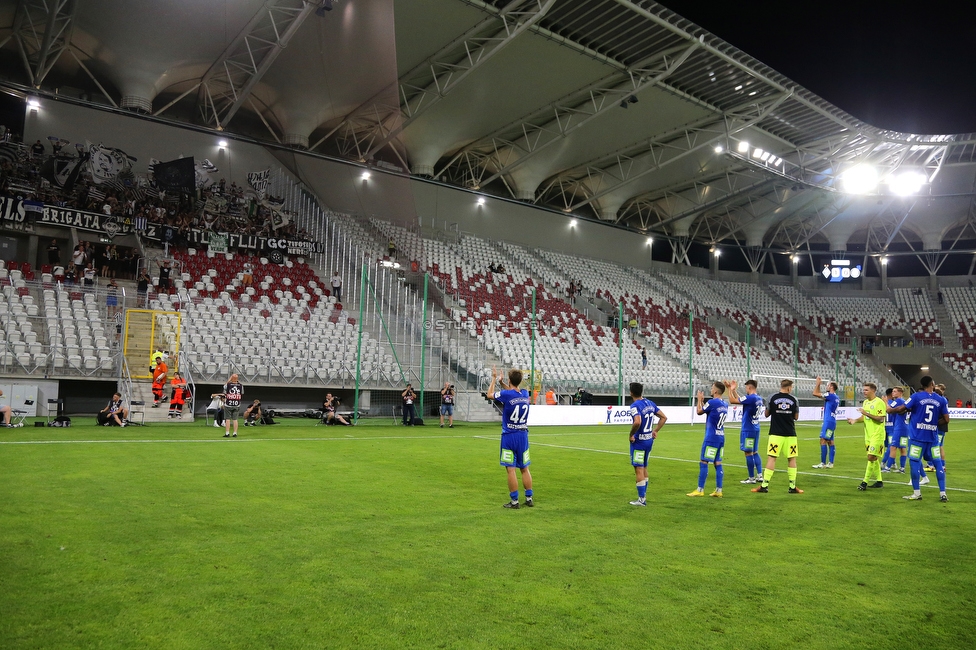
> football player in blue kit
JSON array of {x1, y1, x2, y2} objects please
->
[
  {"x1": 727, "y1": 379, "x2": 763, "y2": 484},
  {"x1": 880, "y1": 387, "x2": 895, "y2": 469},
  {"x1": 488, "y1": 367, "x2": 534, "y2": 510},
  {"x1": 883, "y1": 386, "x2": 908, "y2": 473},
  {"x1": 688, "y1": 381, "x2": 728, "y2": 498},
  {"x1": 627, "y1": 382, "x2": 668, "y2": 507},
  {"x1": 812, "y1": 377, "x2": 839, "y2": 468},
  {"x1": 895, "y1": 376, "x2": 949, "y2": 502}
]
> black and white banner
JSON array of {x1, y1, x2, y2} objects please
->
[
  {"x1": 87, "y1": 142, "x2": 135, "y2": 184},
  {"x1": 143, "y1": 224, "x2": 323, "y2": 256},
  {"x1": 1, "y1": 196, "x2": 321, "y2": 253},
  {"x1": 247, "y1": 169, "x2": 270, "y2": 197},
  {"x1": 0, "y1": 197, "x2": 135, "y2": 237}
]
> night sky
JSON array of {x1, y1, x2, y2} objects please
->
[{"x1": 660, "y1": 1, "x2": 976, "y2": 134}]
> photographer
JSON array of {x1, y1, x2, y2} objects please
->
[
  {"x1": 322, "y1": 393, "x2": 352, "y2": 426},
  {"x1": 401, "y1": 384, "x2": 417, "y2": 426},
  {"x1": 243, "y1": 399, "x2": 262, "y2": 427},
  {"x1": 440, "y1": 381, "x2": 456, "y2": 428}
]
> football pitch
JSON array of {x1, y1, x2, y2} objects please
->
[{"x1": 2, "y1": 418, "x2": 975, "y2": 649}]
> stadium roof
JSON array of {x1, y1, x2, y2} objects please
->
[{"x1": 2, "y1": 0, "x2": 976, "y2": 270}]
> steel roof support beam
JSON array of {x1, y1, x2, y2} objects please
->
[
  {"x1": 197, "y1": 0, "x2": 316, "y2": 130},
  {"x1": 549, "y1": 90, "x2": 792, "y2": 213},
  {"x1": 10, "y1": 0, "x2": 77, "y2": 87},
  {"x1": 450, "y1": 40, "x2": 700, "y2": 191},
  {"x1": 356, "y1": 0, "x2": 557, "y2": 160}
]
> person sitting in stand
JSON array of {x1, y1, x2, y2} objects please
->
[
  {"x1": 168, "y1": 372, "x2": 189, "y2": 419},
  {"x1": 322, "y1": 393, "x2": 352, "y2": 425},
  {"x1": 243, "y1": 399, "x2": 262, "y2": 426},
  {"x1": 97, "y1": 392, "x2": 128, "y2": 427}
]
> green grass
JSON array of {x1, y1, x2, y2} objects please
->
[{"x1": 2, "y1": 417, "x2": 975, "y2": 649}]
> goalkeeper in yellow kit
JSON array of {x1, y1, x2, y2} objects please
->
[{"x1": 847, "y1": 382, "x2": 887, "y2": 490}]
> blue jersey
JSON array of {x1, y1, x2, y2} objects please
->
[
  {"x1": 739, "y1": 393, "x2": 762, "y2": 434},
  {"x1": 903, "y1": 391, "x2": 948, "y2": 444},
  {"x1": 494, "y1": 388, "x2": 530, "y2": 434},
  {"x1": 890, "y1": 397, "x2": 909, "y2": 437},
  {"x1": 702, "y1": 397, "x2": 728, "y2": 443},
  {"x1": 823, "y1": 392, "x2": 839, "y2": 423},
  {"x1": 629, "y1": 398, "x2": 660, "y2": 443},
  {"x1": 885, "y1": 401, "x2": 895, "y2": 429}
]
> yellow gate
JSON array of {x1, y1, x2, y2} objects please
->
[{"x1": 123, "y1": 309, "x2": 181, "y2": 379}]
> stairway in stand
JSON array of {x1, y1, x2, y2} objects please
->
[{"x1": 125, "y1": 381, "x2": 196, "y2": 424}]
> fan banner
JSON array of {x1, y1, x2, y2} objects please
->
[
  {"x1": 247, "y1": 169, "x2": 270, "y2": 197},
  {"x1": 141, "y1": 223, "x2": 323, "y2": 255},
  {"x1": 87, "y1": 142, "x2": 134, "y2": 184},
  {"x1": 153, "y1": 157, "x2": 197, "y2": 191}
]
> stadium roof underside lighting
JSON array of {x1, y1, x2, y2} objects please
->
[{"x1": 3, "y1": 0, "x2": 976, "y2": 267}]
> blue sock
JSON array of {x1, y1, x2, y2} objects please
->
[
  {"x1": 829, "y1": 445, "x2": 836, "y2": 463},
  {"x1": 910, "y1": 459, "x2": 921, "y2": 490},
  {"x1": 510, "y1": 491, "x2": 519, "y2": 502},
  {"x1": 820, "y1": 444, "x2": 827, "y2": 464},
  {"x1": 525, "y1": 489, "x2": 533, "y2": 498},
  {"x1": 882, "y1": 446, "x2": 891, "y2": 466},
  {"x1": 698, "y1": 463, "x2": 708, "y2": 490},
  {"x1": 900, "y1": 455, "x2": 906, "y2": 469},
  {"x1": 636, "y1": 482, "x2": 646, "y2": 499},
  {"x1": 745, "y1": 454, "x2": 755, "y2": 477},
  {"x1": 754, "y1": 455, "x2": 764, "y2": 477},
  {"x1": 933, "y1": 458, "x2": 946, "y2": 491},
  {"x1": 715, "y1": 464, "x2": 724, "y2": 490}
]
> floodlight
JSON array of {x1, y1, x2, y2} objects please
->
[
  {"x1": 476, "y1": 197, "x2": 486, "y2": 205},
  {"x1": 737, "y1": 141, "x2": 750, "y2": 153},
  {"x1": 714, "y1": 145, "x2": 723, "y2": 154},
  {"x1": 361, "y1": 171, "x2": 371, "y2": 180},
  {"x1": 759, "y1": 151, "x2": 771, "y2": 162},
  {"x1": 218, "y1": 140, "x2": 228, "y2": 147},
  {"x1": 841, "y1": 164, "x2": 879, "y2": 194},
  {"x1": 569, "y1": 219, "x2": 577, "y2": 227},
  {"x1": 647, "y1": 237, "x2": 653, "y2": 245},
  {"x1": 714, "y1": 249, "x2": 721, "y2": 257},
  {"x1": 752, "y1": 148, "x2": 764, "y2": 159},
  {"x1": 881, "y1": 256, "x2": 889, "y2": 265},
  {"x1": 887, "y1": 170, "x2": 927, "y2": 196},
  {"x1": 734, "y1": 85, "x2": 743, "y2": 91},
  {"x1": 27, "y1": 98, "x2": 40, "y2": 108}
]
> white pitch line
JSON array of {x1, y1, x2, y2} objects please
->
[
  {"x1": 529, "y1": 440, "x2": 976, "y2": 494},
  {"x1": 3, "y1": 429, "x2": 972, "y2": 494}
]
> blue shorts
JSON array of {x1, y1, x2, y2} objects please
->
[
  {"x1": 106, "y1": 296, "x2": 118, "y2": 306},
  {"x1": 884, "y1": 427, "x2": 893, "y2": 446},
  {"x1": 500, "y1": 431, "x2": 530, "y2": 468},
  {"x1": 630, "y1": 440, "x2": 654, "y2": 467},
  {"x1": 739, "y1": 429, "x2": 760, "y2": 453},
  {"x1": 440, "y1": 404, "x2": 454, "y2": 416},
  {"x1": 890, "y1": 433, "x2": 908, "y2": 449},
  {"x1": 938, "y1": 431, "x2": 946, "y2": 446},
  {"x1": 907, "y1": 439, "x2": 941, "y2": 465},
  {"x1": 700, "y1": 439, "x2": 724, "y2": 463},
  {"x1": 820, "y1": 420, "x2": 836, "y2": 440}
]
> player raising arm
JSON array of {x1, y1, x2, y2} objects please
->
[
  {"x1": 727, "y1": 379, "x2": 764, "y2": 484},
  {"x1": 488, "y1": 367, "x2": 534, "y2": 510},
  {"x1": 627, "y1": 382, "x2": 667, "y2": 507},
  {"x1": 812, "y1": 377, "x2": 839, "y2": 469},
  {"x1": 688, "y1": 382, "x2": 727, "y2": 498}
]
